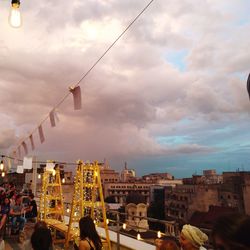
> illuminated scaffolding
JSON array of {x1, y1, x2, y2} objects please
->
[
  {"x1": 66, "y1": 161, "x2": 111, "y2": 250},
  {"x1": 39, "y1": 164, "x2": 65, "y2": 223}
]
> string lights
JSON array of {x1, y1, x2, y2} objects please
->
[{"x1": 65, "y1": 161, "x2": 111, "y2": 248}]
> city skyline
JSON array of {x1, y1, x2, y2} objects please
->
[{"x1": 0, "y1": 0, "x2": 250, "y2": 178}]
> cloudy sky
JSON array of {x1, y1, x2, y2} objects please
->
[{"x1": 0, "y1": 0, "x2": 250, "y2": 177}]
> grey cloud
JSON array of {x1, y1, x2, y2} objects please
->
[
  {"x1": 0, "y1": 129, "x2": 17, "y2": 150},
  {"x1": 0, "y1": 0, "x2": 249, "y2": 175}
]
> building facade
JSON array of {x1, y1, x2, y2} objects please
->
[
  {"x1": 165, "y1": 171, "x2": 250, "y2": 221},
  {"x1": 103, "y1": 182, "x2": 151, "y2": 204}
]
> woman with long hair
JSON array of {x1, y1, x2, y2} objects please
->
[{"x1": 75, "y1": 216, "x2": 102, "y2": 250}]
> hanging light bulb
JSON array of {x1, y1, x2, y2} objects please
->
[
  {"x1": 157, "y1": 231, "x2": 161, "y2": 238},
  {"x1": 38, "y1": 174, "x2": 41, "y2": 179},
  {"x1": 122, "y1": 223, "x2": 127, "y2": 230},
  {"x1": 137, "y1": 233, "x2": 141, "y2": 240},
  {"x1": 9, "y1": 0, "x2": 22, "y2": 28},
  {"x1": 0, "y1": 161, "x2": 4, "y2": 171},
  {"x1": 62, "y1": 178, "x2": 65, "y2": 184},
  {"x1": 66, "y1": 207, "x2": 70, "y2": 213},
  {"x1": 1, "y1": 172, "x2": 5, "y2": 177}
]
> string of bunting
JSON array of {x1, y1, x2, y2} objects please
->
[
  {"x1": 0, "y1": 153, "x2": 81, "y2": 171},
  {"x1": 11, "y1": 0, "x2": 155, "y2": 158}
]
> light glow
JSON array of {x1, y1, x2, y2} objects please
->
[
  {"x1": 9, "y1": 3, "x2": 22, "y2": 28},
  {"x1": 157, "y1": 231, "x2": 161, "y2": 238},
  {"x1": 137, "y1": 233, "x2": 141, "y2": 240}
]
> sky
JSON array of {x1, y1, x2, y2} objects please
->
[{"x1": 0, "y1": 0, "x2": 250, "y2": 178}]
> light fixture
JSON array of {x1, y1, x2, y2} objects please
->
[
  {"x1": 106, "y1": 219, "x2": 109, "y2": 225},
  {"x1": 62, "y1": 178, "x2": 65, "y2": 184},
  {"x1": 52, "y1": 169, "x2": 56, "y2": 176},
  {"x1": 9, "y1": 0, "x2": 22, "y2": 28},
  {"x1": 137, "y1": 233, "x2": 141, "y2": 240},
  {"x1": 157, "y1": 231, "x2": 161, "y2": 238},
  {"x1": 1, "y1": 172, "x2": 5, "y2": 177},
  {"x1": 122, "y1": 223, "x2": 127, "y2": 230},
  {"x1": 0, "y1": 161, "x2": 4, "y2": 171},
  {"x1": 38, "y1": 174, "x2": 41, "y2": 179},
  {"x1": 66, "y1": 207, "x2": 70, "y2": 213}
]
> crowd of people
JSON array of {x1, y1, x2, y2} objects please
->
[
  {"x1": 25, "y1": 216, "x2": 101, "y2": 250},
  {"x1": 0, "y1": 182, "x2": 37, "y2": 240}
]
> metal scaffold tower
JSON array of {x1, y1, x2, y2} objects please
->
[
  {"x1": 39, "y1": 164, "x2": 64, "y2": 223},
  {"x1": 66, "y1": 161, "x2": 111, "y2": 250}
]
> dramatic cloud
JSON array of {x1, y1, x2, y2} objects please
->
[{"x1": 0, "y1": 0, "x2": 249, "y2": 176}]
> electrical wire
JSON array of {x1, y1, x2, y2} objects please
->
[{"x1": 12, "y1": 0, "x2": 155, "y2": 155}]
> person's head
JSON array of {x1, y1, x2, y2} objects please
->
[
  {"x1": 34, "y1": 221, "x2": 48, "y2": 231},
  {"x1": 212, "y1": 213, "x2": 250, "y2": 250},
  {"x1": 180, "y1": 224, "x2": 208, "y2": 250},
  {"x1": 79, "y1": 216, "x2": 102, "y2": 250},
  {"x1": 15, "y1": 194, "x2": 22, "y2": 205},
  {"x1": 156, "y1": 236, "x2": 180, "y2": 250},
  {"x1": 31, "y1": 227, "x2": 52, "y2": 250},
  {"x1": 4, "y1": 197, "x2": 10, "y2": 205},
  {"x1": 29, "y1": 193, "x2": 34, "y2": 200}
]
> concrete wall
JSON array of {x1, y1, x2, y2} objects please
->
[{"x1": 189, "y1": 186, "x2": 220, "y2": 218}]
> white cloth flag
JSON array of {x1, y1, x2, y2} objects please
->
[
  {"x1": 70, "y1": 86, "x2": 82, "y2": 110},
  {"x1": 29, "y1": 134, "x2": 35, "y2": 150},
  {"x1": 23, "y1": 157, "x2": 33, "y2": 169},
  {"x1": 38, "y1": 125, "x2": 45, "y2": 144},
  {"x1": 46, "y1": 162, "x2": 55, "y2": 171},
  {"x1": 17, "y1": 165, "x2": 24, "y2": 174},
  {"x1": 22, "y1": 141, "x2": 28, "y2": 155},
  {"x1": 49, "y1": 110, "x2": 56, "y2": 127}
]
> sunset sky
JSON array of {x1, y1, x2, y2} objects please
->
[{"x1": 0, "y1": 0, "x2": 250, "y2": 177}]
